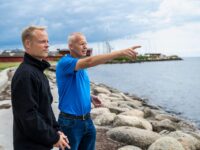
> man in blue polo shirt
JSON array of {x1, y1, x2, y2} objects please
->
[{"x1": 56, "y1": 32, "x2": 141, "y2": 150}]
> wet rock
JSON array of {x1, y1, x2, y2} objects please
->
[
  {"x1": 155, "y1": 114, "x2": 181, "y2": 123},
  {"x1": 151, "y1": 119, "x2": 177, "y2": 132},
  {"x1": 177, "y1": 121, "x2": 198, "y2": 132},
  {"x1": 143, "y1": 107, "x2": 154, "y2": 118},
  {"x1": 143, "y1": 103, "x2": 161, "y2": 110}
]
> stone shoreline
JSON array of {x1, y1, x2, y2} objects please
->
[
  {"x1": 90, "y1": 82, "x2": 200, "y2": 150},
  {"x1": 0, "y1": 68, "x2": 200, "y2": 150},
  {"x1": 106, "y1": 57, "x2": 183, "y2": 64}
]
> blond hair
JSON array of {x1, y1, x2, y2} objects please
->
[
  {"x1": 21, "y1": 25, "x2": 46, "y2": 48},
  {"x1": 68, "y1": 32, "x2": 84, "y2": 45}
]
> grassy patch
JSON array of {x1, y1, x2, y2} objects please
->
[
  {"x1": 49, "y1": 61, "x2": 58, "y2": 66},
  {"x1": 0, "y1": 62, "x2": 20, "y2": 71}
]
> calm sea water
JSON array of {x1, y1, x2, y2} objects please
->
[{"x1": 88, "y1": 57, "x2": 200, "y2": 126}]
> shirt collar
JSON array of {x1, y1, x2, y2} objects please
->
[{"x1": 23, "y1": 52, "x2": 50, "y2": 72}]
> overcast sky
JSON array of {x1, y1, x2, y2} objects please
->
[{"x1": 0, "y1": 0, "x2": 200, "y2": 56}]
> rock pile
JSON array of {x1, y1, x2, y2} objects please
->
[{"x1": 89, "y1": 82, "x2": 200, "y2": 150}]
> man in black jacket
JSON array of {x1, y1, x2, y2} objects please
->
[{"x1": 11, "y1": 26, "x2": 70, "y2": 150}]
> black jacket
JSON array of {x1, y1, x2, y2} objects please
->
[{"x1": 11, "y1": 53, "x2": 60, "y2": 150}]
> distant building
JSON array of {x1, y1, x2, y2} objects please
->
[
  {"x1": 0, "y1": 49, "x2": 24, "y2": 57},
  {"x1": 0, "y1": 49, "x2": 62, "y2": 62},
  {"x1": 144, "y1": 53, "x2": 162, "y2": 60},
  {"x1": 145, "y1": 53, "x2": 161, "y2": 57}
]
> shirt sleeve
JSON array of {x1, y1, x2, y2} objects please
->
[
  {"x1": 58, "y1": 56, "x2": 78, "y2": 75},
  {"x1": 11, "y1": 73, "x2": 59, "y2": 147}
]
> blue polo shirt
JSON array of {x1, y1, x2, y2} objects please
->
[{"x1": 56, "y1": 54, "x2": 91, "y2": 115}]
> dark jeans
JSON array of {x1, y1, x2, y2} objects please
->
[{"x1": 58, "y1": 113, "x2": 96, "y2": 150}]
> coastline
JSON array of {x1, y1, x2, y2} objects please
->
[
  {"x1": 0, "y1": 68, "x2": 200, "y2": 149},
  {"x1": 106, "y1": 58, "x2": 183, "y2": 64}
]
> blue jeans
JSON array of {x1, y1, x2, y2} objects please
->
[{"x1": 58, "y1": 113, "x2": 96, "y2": 150}]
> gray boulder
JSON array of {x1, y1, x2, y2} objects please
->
[
  {"x1": 151, "y1": 119, "x2": 177, "y2": 132},
  {"x1": 113, "y1": 115, "x2": 152, "y2": 130},
  {"x1": 90, "y1": 107, "x2": 110, "y2": 119},
  {"x1": 155, "y1": 114, "x2": 181, "y2": 122},
  {"x1": 119, "y1": 109, "x2": 144, "y2": 118},
  {"x1": 109, "y1": 93, "x2": 124, "y2": 99},
  {"x1": 93, "y1": 87, "x2": 111, "y2": 95},
  {"x1": 143, "y1": 107, "x2": 155, "y2": 118},
  {"x1": 94, "y1": 113, "x2": 116, "y2": 126},
  {"x1": 118, "y1": 145, "x2": 142, "y2": 150},
  {"x1": 168, "y1": 131, "x2": 200, "y2": 150},
  {"x1": 0, "y1": 69, "x2": 9, "y2": 93},
  {"x1": 0, "y1": 103, "x2": 11, "y2": 109},
  {"x1": 108, "y1": 106, "x2": 130, "y2": 114},
  {"x1": 107, "y1": 126, "x2": 160, "y2": 149},
  {"x1": 148, "y1": 136, "x2": 184, "y2": 150},
  {"x1": 0, "y1": 145, "x2": 4, "y2": 150}
]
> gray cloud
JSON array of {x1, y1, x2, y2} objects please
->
[{"x1": 0, "y1": 0, "x2": 199, "y2": 48}]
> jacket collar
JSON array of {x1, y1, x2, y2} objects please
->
[{"x1": 23, "y1": 52, "x2": 50, "y2": 72}]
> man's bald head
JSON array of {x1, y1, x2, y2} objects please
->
[
  {"x1": 67, "y1": 32, "x2": 88, "y2": 57},
  {"x1": 68, "y1": 32, "x2": 85, "y2": 45}
]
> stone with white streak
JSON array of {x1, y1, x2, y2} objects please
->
[{"x1": 113, "y1": 115, "x2": 152, "y2": 130}]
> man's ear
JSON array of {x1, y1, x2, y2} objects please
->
[
  {"x1": 68, "y1": 43, "x2": 73, "y2": 50},
  {"x1": 25, "y1": 39, "x2": 31, "y2": 50}
]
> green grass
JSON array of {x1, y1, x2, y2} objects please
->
[
  {"x1": 0, "y1": 62, "x2": 20, "y2": 71},
  {"x1": 0, "y1": 61, "x2": 57, "y2": 71},
  {"x1": 49, "y1": 61, "x2": 58, "y2": 66}
]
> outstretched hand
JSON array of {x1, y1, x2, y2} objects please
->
[{"x1": 121, "y1": 45, "x2": 141, "y2": 60}]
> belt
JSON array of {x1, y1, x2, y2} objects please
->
[{"x1": 60, "y1": 112, "x2": 90, "y2": 120}]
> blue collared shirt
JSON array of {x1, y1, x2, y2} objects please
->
[{"x1": 56, "y1": 55, "x2": 91, "y2": 115}]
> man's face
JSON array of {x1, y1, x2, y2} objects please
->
[
  {"x1": 70, "y1": 35, "x2": 88, "y2": 58},
  {"x1": 25, "y1": 29, "x2": 49, "y2": 59}
]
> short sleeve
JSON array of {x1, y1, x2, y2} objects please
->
[{"x1": 57, "y1": 56, "x2": 78, "y2": 75}]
